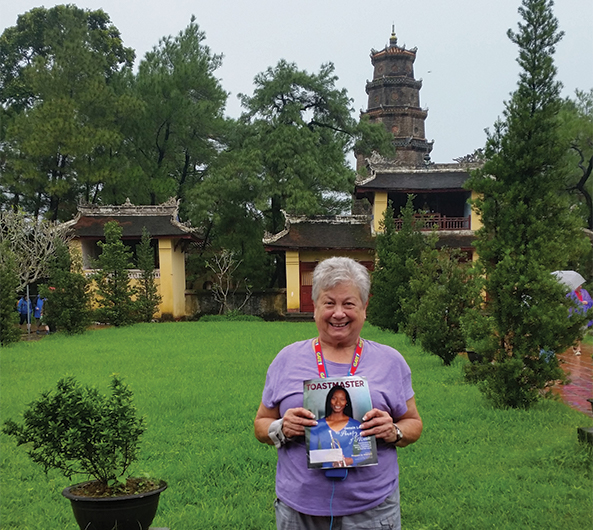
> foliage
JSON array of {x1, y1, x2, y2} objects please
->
[
  {"x1": 39, "y1": 241, "x2": 91, "y2": 334},
  {"x1": 2, "y1": 375, "x2": 145, "y2": 487},
  {"x1": 135, "y1": 227, "x2": 161, "y2": 323},
  {"x1": 127, "y1": 16, "x2": 227, "y2": 207},
  {"x1": 559, "y1": 89, "x2": 593, "y2": 231},
  {"x1": 237, "y1": 59, "x2": 394, "y2": 234},
  {"x1": 93, "y1": 221, "x2": 136, "y2": 326},
  {"x1": 0, "y1": 323, "x2": 590, "y2": 529},
  {"x1": 0, "y1": 5, "x2": 137, "y2": 220},
  {"x1": 367, "y1": 196, "x2": 429, "y2": 332},
  {"x1": 406, "y1": 249, "x2": 478, "y2": 365},
  {"x1": 0, "y1": 244, "x2": 21, "y2": 346},
  {"x1": 464, "y1": 0, "x2": 588, "y2": 408},
  {"x1": 0, "y1": 209, "x2": 71, "y2": 291}
]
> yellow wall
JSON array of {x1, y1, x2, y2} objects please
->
[
  {"x1": 372, "y1": 192, "x2": 389, "y2": 233},
  {"x1": 285, "y1": 250, "x2": 376, "y2": 312},
  {"x1": 158, "y1": 238, "x2": 186, "y2": 319},
  {"x1": 286, "y1": 251, "x2": 300, "y2": 312}
]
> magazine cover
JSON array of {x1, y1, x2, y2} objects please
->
[{"x1": 304, "y1": 376, "x2": 378, "y2": 469}]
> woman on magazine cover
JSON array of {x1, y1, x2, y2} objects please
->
[
  {"x1": 309, "y1": 386, "x2": 368, "y2": 468},
  {"x1": 254, "y1": 257, "x2": 423, "y2": 529}
]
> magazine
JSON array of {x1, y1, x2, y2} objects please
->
[{"x1": 303, "y1": 376, "x2": 378, "y2": 469}]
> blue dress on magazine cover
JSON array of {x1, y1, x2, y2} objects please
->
[{"x1": 309, "y1": 417, "x2": 371, "y2": 468}]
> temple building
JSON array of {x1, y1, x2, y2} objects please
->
[
  {"x1": 265, "y1": 28, "x2": 481, "y2": 314},
  {"x1": 68, "y1": 198, "x2": 202, "y2": 320}
]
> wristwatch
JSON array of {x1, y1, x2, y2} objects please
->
[{"x1": 393, "y1": 423, "x2": 403, "y2": 444}]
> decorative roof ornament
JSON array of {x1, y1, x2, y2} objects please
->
[{"x1": 389, "y1": 24, "x2": 398, "y2": 47}]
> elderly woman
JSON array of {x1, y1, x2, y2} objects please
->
[{"x1": 254, "y1": 257, "x2": 423, "y2": 529}]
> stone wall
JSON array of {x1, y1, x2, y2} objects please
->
[{"x1": 185, "y1": 289, "x2": 287, "y2": 320}]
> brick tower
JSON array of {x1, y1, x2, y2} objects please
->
[{"x1": 360, "y1": 27, "x2": 433, "y2": 166}]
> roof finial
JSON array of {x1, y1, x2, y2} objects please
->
[{"x1": 389, "y1": 24, "x2": 398, "y2": 47}]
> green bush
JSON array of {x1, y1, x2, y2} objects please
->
[
  {"x1": 0, "y1": 246, "x2": 21, "y2": 346},
  {"x1": 2, "y1": 375, "x2": 145, "y2": 486}
]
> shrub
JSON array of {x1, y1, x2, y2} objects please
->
[
  {"x1": 2, "y1": 375, "x2": 145, "y2": 486},
  {"x1": 0, "y1": 246, "x2": 21, "y2": 346}
]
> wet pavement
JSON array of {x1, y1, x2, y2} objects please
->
[{"x1": 554, "y1": 343, "x2": 593, "y2": 418}]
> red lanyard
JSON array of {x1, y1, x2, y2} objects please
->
[{"x1": 314, "y1": 338, "x2": 364, "y2": 379}]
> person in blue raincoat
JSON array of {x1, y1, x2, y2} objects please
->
[{"x1": 17, "y1": 295, "x2": 33, "y2": 326}]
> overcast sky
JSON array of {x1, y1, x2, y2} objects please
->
[{"x1": 2, "y1": 0, "x2": 592, "y2": 164}]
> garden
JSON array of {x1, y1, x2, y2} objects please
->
[{"x1": 1, "y1": 321, "x2": 591, "y2": 529}]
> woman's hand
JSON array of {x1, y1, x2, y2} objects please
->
[
  {"x1": 360, "y1": 397, "x2": 423, "y2": 447},
  {"x1": 281, "y1": 407, "x2": 317, "y2": 438},
  {"x1": 360, "y1": 408, "x2": 396, "y2": 441}
]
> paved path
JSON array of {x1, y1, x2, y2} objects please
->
[{"x1": 554, "y1": 343, "x2": 593, "y2": 418}]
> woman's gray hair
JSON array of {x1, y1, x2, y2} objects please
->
[{"x1": 312, "y1": 257, "x2": 371, "y2": 304}]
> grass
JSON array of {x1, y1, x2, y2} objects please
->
[{"x1": 1, "y1": 322, "x2": 591, "y2": 529}]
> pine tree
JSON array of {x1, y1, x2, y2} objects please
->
[
  {"x1": 93, "y1": 221, "x2": 136, "y2": 326},
  {"x1": 464, "y1": 0, "x2": 588, "y2": 408},
  {"x1": 41, "y1": 241, "x2": 91, "y2": 334},
  {"x1": 367, "y1": 196, "x2": 429, "y2": 332},
  {"x1": 135, "y1": 227, "x2": 161, "y2": 322}
]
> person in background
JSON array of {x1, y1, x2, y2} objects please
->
[
  {"x1": 254, "y1": 257, "x2": 422, "y2": 530},
  {"x1": 17, "y1": 295, "x2": 32, "y2": 328},
  {"x1": 569, "y1": 285, "x2": 592, "y2": 355},
  {"x1": 34, "y1": 295, "x2": 49, "y2": 335}
]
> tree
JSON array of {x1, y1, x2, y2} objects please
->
[
  {"x1": 127, "y1": 17, "x2": 227, "y2": 207},
  {"x1": 93, "y1": 221, "x2": 136, "y2": 326},
  {"x1": 0, "y1": 209, "x2": 71, "y2": 291},
  {"x1": 406, "y1": 248, "x2": 477, "y2": 366},
  {"x1": 135, "y1": 227, "x2": 161, "y2": 322},
  {"x1": 0, "y1": 5, "x2": 137, "y2": 219},
  {"x1": 367, "y1": 196, "x2": 429, "y2": 332},
  {"x1": 464, "y1": 0, "x2": 588, "y2": 408},
  {"x1": 40, "y1": 240, "x2": 91, "y2": 334},
  {"x1": 206, "y1": 249, "x2": 252, "y2": 315},
  {"x1": 0, "y1": 244, "x2": 21, "y2": 346},
  {"x1": 238, "y1": 60, "x2": 394, "y2": 234}
]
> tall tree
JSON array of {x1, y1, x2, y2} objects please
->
[
  {"x1": 127, "y1": 17, "x2": 227, "y2": 207},
  {"x1": 0, "y1": 5, "x2": 137, "y2": 219},
  {"x1": 93, "y1": 221, "x2": 136, "y2": 326},
  {"x1": 238, "y1": 60, "x2": 394, "y2": 234},
  {"x1": 464, "y1": 0, "x2": 588, "y2": 408},
  {"x1": 135, "y1": 227, "x2": 161, "y2": 322},
  {"x1": 367, "y1": 196, "x2": 430, "y2": 333}
]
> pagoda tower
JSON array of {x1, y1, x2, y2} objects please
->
[{"x1": 360, "y1": 27, "x2": 433, "y2": 166}]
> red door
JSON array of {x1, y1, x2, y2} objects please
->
[{"x1": 299, "y1": 262, "x2": 316, "y2": 312}]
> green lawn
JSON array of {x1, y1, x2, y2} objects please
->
[{"x1": 1, "y1": 322, "x2": 591, "y2": 529}]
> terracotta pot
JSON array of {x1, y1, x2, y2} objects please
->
[{"x1": 62, "y1": 480, "x2": 167, "y2": 530}]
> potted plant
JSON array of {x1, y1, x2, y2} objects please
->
[{"x1": 2, "y1": 375, "x2": 166, "y2": 530}]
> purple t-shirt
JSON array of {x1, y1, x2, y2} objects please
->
[{"x1": 261, "y1": 338, "x2": 414, "y2": 516}]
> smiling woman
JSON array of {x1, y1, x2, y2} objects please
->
[{"x1": 254, "y1": 256, "x2": 423, "y2": 530}]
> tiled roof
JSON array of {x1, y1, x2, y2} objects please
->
[
  {"x1": 356, "y1": 171, "x2": 470, "y2": 191},
  {"x1": 67, "y1": 199, "x2": 202, "y2": 240},
  {"x1": 264, "y1": 216, "x2": 375, "y2": 251}
]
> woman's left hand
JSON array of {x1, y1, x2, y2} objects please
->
[{"x1": 360, "y1": 409, "x2": 396, "y2": 442}]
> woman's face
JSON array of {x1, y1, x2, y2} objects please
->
[
  {"x1": 330, "y1": 389, "x2": 348, "y2": 415},
  {"x1": 314, "y1": 281, "x2": 367, "y2": 347}
]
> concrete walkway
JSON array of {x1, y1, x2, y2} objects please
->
[{"x1": 554, "y1": 343, "x2": 593, "y2": 418}]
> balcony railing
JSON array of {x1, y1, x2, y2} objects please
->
[{"x1": 393, "y1": 213, "x2": 471, "y2": 231}]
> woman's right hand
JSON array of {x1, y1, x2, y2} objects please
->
[{"x1": 281, "y1": 407, "x2": 318, "y2": 438}]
